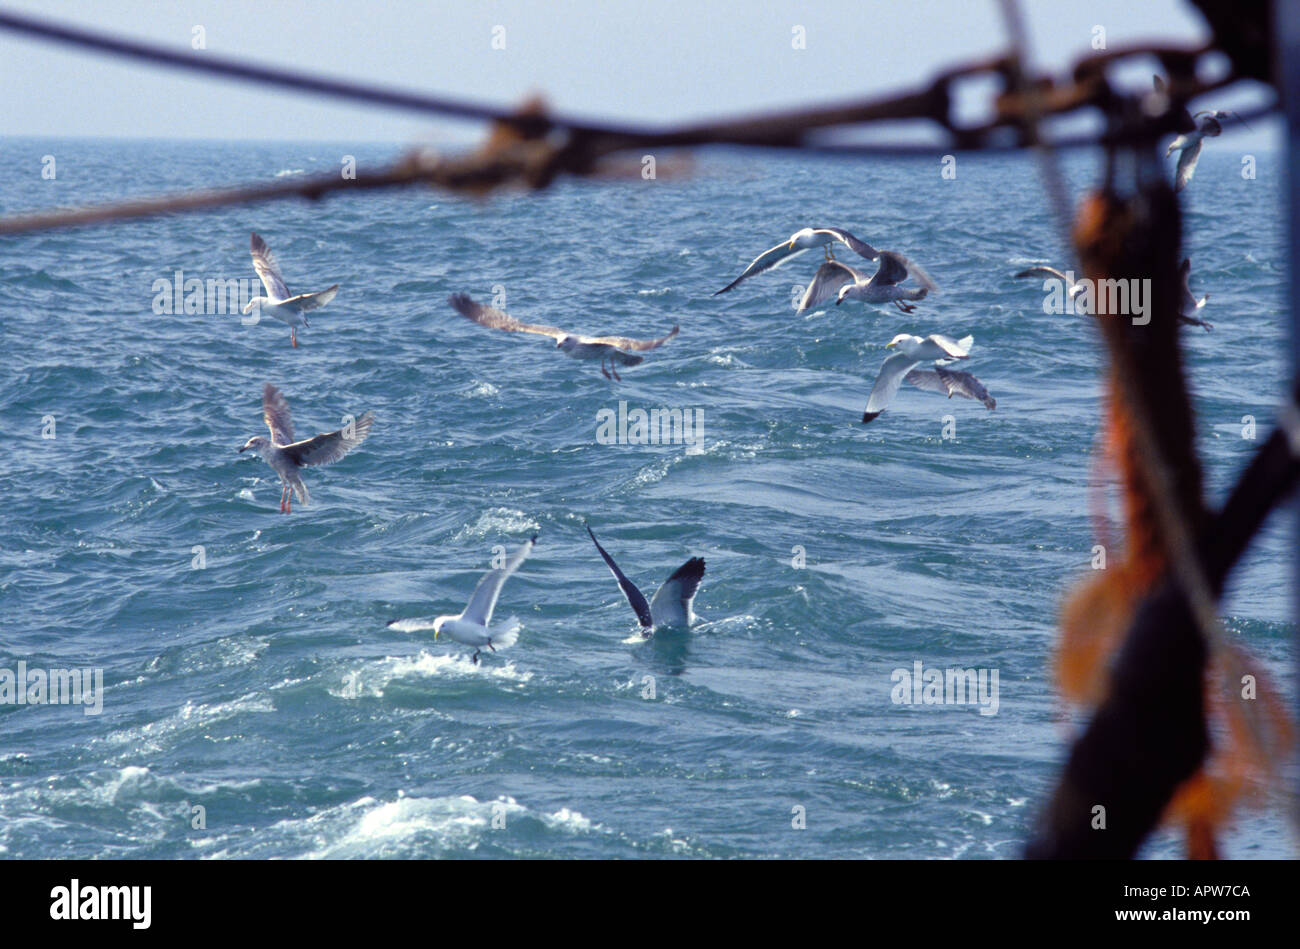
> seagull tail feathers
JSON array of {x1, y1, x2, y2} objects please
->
[{"x1": 490, "y1": 617, "x2": 521, "y2": 650}]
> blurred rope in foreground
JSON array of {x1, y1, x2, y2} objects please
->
[{"x1": 0, "y1": 7, "x2": 1272, "y2": 234}]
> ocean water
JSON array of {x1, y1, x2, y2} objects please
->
[{"x1": 0, "y1": 138, "x2": 1294, "y2": 859}]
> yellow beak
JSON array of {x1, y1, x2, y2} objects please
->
[
  {"x1": 886, "y1": 341, "x2": 897, "y2": 349},
  {"x1": 788, "y1": 240, "x2": 796, "y2": 250}
]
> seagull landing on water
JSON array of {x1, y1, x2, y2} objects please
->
[
  {"x1": 448, "y1": 293, "x2": 678, "y2": 380},
  {"x1": 237, "y1": 383, "x2": 374, "y2": 513},
  {"x1": 796, "y1": 252, "x2": 938, "y2": 314},
  {"x1": 861, "y1": 333, "x2": 994, "y2": 424},
  {"x1": 242, "y1": 232, "x2": 340, "y2": 348},
  {"x1": 586, "y1": 525, "x2": 704, "y2": 634},
  {"x1": 715, "y1": 227, "x2": 878, "y2": 296},
  {"x1": 1179, "y1": 258, "x2": 1212, "y2": 330},
  {"x1": 387, "y1": 535, "x2": 537, "y2": 664}
]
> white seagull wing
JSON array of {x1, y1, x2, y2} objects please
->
[
  {"x1": 797, "y1": 260, "x2": 861, "y2": 313},
  {"x1": 1179, "y1": 258, "x2": 1209, "y2": 312},
  {"x1": 714, "y1": 240, "x2": 806, "y2": 295},
  {"x1": 1014, "y1": 265, "x2": 1071, "y2": 284},
  {"x1": 648, "y1": 557, "x2": 706, "y2": 628},
  {"x1": 924, "y1": 334, "x2": 973, "y2": 359},
  {"x1": 1175, "y1": 139, "x2": 1203, "y2": 192},
  {"x1": 810, "y1": 227, "x2": 878, "y2": 260},
  {"x1": 250, "y1": 232, "x2": 290, "y2": 301},
  {"x1": 461, "y1": 535, "x2": 537, "y2": 627},
  {"x1": 386, "y1": 616, "x2": 441, "y2": 633},
  {"x1": 280, "y1": 285, "x2": 339, "y2": 312},
  {"x1": 862, "y1": 352, "x2": 922, "y2": 423}
]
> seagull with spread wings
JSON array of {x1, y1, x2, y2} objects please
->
[
  {"x1": 1155, "y1": 75, "x2": 1248, "y2": 193},
  {"x1": 387, "y1": 535, "x2": 537, "y2": 663},
  {"x1": 586, "y1": 525, "x2": 704, "y2": 634},
  {"x1": 716, "y1": 226, "x2": 879, "y2": 296},
  {"x1": 449, "y1": 293, "x2": 678, "y2": 380},
  {"x1": 242, "y1": 232, "x2": 340, "y2": 348},
  {"x1": 861, "y1": 333, "x2": 994, "y2": 423},
  {"x1": 797, "y1": 251, "x2": 938, "y2": 314},
  {"x1": 1014, "y1": 264, "x2": 1088, "y2": 309},
  {"x1": 238, "y1": 383, "x2": 374, "y2": 513}
]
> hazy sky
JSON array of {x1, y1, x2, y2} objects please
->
[{"x1": 0, "y1": 0, "x2": 1278, "y2": 149}]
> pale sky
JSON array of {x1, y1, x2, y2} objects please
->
[{"x1": 0, "y1": 0, "x2": 1278, "y2": 149}]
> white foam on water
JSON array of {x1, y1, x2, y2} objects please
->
[
  {"x1": 454, "y1": 507, "x2": 540, "y2": 541},
  {"x1": 99, "y1": 692, "x2": 274, "y2": 754},
  {"x1": 330, "y1": 650, "x2": 532, "y2": 699}
]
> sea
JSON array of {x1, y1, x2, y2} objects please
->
[{"x1": 0, "y1": 138, "x2": 1294, "y2": 858}]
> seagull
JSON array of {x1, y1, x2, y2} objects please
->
[
  {"x1": 1014, "y1": 264, "x2": 1087, "y2": 308},
  {"x1": 1166, "y1": 113, "x2": 1222, "y2": 192},
  {"x1": 387, "y1": 535, "x2": 537, "y2": 663},
  {"x1": 237, "y1": 383, "x2": 374, "y2": 513},
  {"x1": 586, "y1": 525, "x2": 704, "y2": 634},
  {"x1": 1152, "y1": 75, "x2": 1249, "y2": 193},
  {"x1": 715, "y1": 227, "x2": 878, "y2": 296},
  {"x1": 1166, "y1": 110, "x2": 1248, "y2": 192},
  {"x1": 1178, "y1": 258, "x2": 1212, "y2": 330},
  {"x1": 242, "y1": 232, "x2": 340, "y2": 347},
  {"x1": 797, "y1": 252, "x2": 938, "y2": 314},
  {"x1": 861, "y1": 333, "x2": 989, "y2": 423},
  {"x1": 449, "y1": 294, "x2": 678, "y2": 380}
]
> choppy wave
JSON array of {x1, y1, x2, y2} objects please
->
[{"x1": 0, "y1": 140, "x2": 1292, "y2": 858}]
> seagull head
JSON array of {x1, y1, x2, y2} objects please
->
[
  {"x1": 556, "y1": 335, "x2": 578, "y2": 353},
  {"x1": 789, "y1": 227, "x2": 815, "y2": 250},
  {"x1": 885, "y1": 333, "x2": 920, "y2": 352},
  {"x1": 238, "y1": 435, "x2": 268, "y2": 454}
]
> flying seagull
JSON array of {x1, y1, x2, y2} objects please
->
[
  {"x1": 238, "y1": 383, "x2": 374, "y2": 513},
  {"x1": 797, "y1": 252, "x2": 938, "y2": 314},
  {"x1": 715, "y1": 227, "x2": 878, "y2": 296},
  {"x1": 1014, "y1": 264, "x2": 1087, "y2": 307},
  {"x1": 449, "y1": 293, "x2": 678, "y2": 380},
  {"x1": 1015, "y1": 260, "x2": 1210, "y2": 329},
  {"x1": 242, "y1": 232, "x2": 340, "y2": 347},
  {"x1": 861, "y1": 333, "x2": 990, "y2": 423},
  {"x1": 586, "y1": 525, "x2": 704, "y2": 633},
  {"x1": 387, "y1": 535, "x2": 537, "y2": 663},
  {"x1": 1153, "y1": 75, "x2": 1249, "y2": 193},
  {"x1": 1178, "y1": 258, "x2": 1212, "y2": 330}
]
